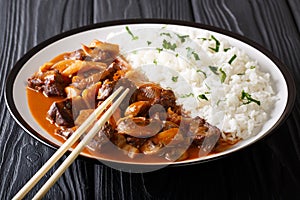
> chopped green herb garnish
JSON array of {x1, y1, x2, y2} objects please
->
[
  {"x1": 241, "y1": 90, "x2": 261, "y2": 105},
  {"x1": 209, "y1": 35, "x2": 220, "y2": 52},
  {"x1": 209, "y1": 66, "x2": 219, "y2": 75},
  {"x1": 224, "y1": 48, "x2": 231, "y2": 52},
  {"x1": 156, "y1": 48, "x2": 163, "y2": 53},
  {"x1": 219, "y1": 68, "x2": 226, "y2": 83},
  {"x1": 197, "y1": 94, "x2": 208, "y2": 101},
  {"x1": 250, "y1": 66, "x2": 256, "y2": 69},
  {"x1": 125, "y1": 26, "x2": 138, "y2": 40},
  {"x1": 181, "y1": 93, "x2": 194, "y2": 98},
  {"x1": 196, "y1": 69, "x2": 207, "y2": 78},
  {"x1": 160, "y1": 32, "x2": 172, "y2": 38},
  {"x1": 192, "y1": 52, "x2": 200, "y2": 60},
  {"x1": 172, "y1": 76, "x2": 178, "y2": 82},
  {"x1": 176, "y1": 34, "x2": 189, "y2": 43},
  {"x1": 198, "y1": 37, "x2": 211, "y2": 41},
  {"x1": 147, "y1": 41, "x2": 152, "y2": 46},
  {"x1": 186, "y1": 47, "x2": 193, "y2": 58},
  {"x1": 153, "y1": 59, "x2": 158, "y2": 65},
  {"x1": 132, "y1": 50, "x2": 137, "y2": 54},
  {"x1": 162, "y1": 39, "x2": 177, "y2": 51},
  {"x1": 175, "y1": 53, "x2": 179, "y2": 57},
  {"x1": 228, "y1": 54, "x2": 237, "y2": 64},
  {"x1": 237, "y1": 73, "x2": 245, "y2": 75},
  {"x1": 186, "y1": 47, "x2": 200, "y2": 61}
]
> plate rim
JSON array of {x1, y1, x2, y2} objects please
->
[{"x1": 4, "y1": 19, "x2": 297, "y2": 167}]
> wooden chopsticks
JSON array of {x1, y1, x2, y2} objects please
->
[{"x1": 13, "y1": 86, "x2": 129, "y2": 200}]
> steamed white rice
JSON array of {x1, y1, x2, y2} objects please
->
[{"x1": 108, "y1": 27, "x2": 277, "y2": 141}]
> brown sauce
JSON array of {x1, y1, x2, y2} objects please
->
[
  {"x1": 27, "y1": 88, "x2": 174, "y2": 162},
  {"x1": 27, "y1": 87, "x2": 236, "y2": 163},
  {"x1": 27, "y1": 88, "x2": 64, "y2": 142}
]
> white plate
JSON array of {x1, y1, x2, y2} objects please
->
[{"x1": 5, "y1": 20, "x2": 296, "y2": 171}]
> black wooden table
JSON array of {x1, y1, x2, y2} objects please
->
[{"x1": 1, "y1": 0, "x2": 300, "y2": 199}]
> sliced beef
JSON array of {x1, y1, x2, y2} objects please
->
[
  {"x1": 43, "y1": 71, "x2": 71, "y2": 97},
  {"x1": 115, "y1": 78, "x2": 137, "y2": 115},
  {"x1": 47, "y1": 98, "x2": 74, "y2": 127},
  {"x1": 131, "y1": 84, "x2": 161, "y2": 104},
  {"x1": 88, "y1": 122, "x2": 115, "y2": 151},
  {"x1": 98, "y1": 62, "x2": 121, "y2": 82},
  {"x1": 97, "y1": 78, "x2": 137, "y2": 113},
  {"x1": 131, "y1": 84, "x2": 177, "y2": 110},
  {"x1": 160, "y1": 89, "x2": 177, "y2": 110},
  {"x1": 190, "y1": 117, "x2": 221, "y2": 151},
  {"x1": 97, "y1": 80, "x2": 116, "y2": 101},
  {"x1": 28, "y1": 70, "x2": 71, "y2": 97},
  {"x1": 27, "y1": 73, "x2": 44, "y2": 92}
]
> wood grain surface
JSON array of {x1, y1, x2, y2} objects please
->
[{"x1": 1, "y1": 0, "x2": 300, "y2": 199}]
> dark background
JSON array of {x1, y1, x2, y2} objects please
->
[{"x1": 1, "y1": 0, "x2": 300, "y2": 199}]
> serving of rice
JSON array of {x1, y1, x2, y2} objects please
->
[{"x1": 107, "y1": 26, "x2": 278, "y2": 142}]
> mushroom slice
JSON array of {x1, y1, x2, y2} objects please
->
[
  {"x1": 116, "y1": 117, "x2": 163, "y2": 138},
  {"x1": 154, "y1": 128, "x2": 180, "y2": 146},
  {"x1": 162, "y1": 121, "x2": 179, "y2": 131},
  {"x1": 124, "y1": 101, "x2": 151, "y2": 117}
]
